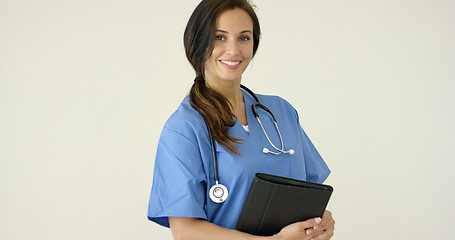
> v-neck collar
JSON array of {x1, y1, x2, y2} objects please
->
[{"x1": 231, "y1": 89, "x2": 259, "y2": 137}]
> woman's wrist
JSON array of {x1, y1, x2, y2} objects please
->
[
  {"x1": 238, "y1": 230, "x2": 278, "y2": 240},
  {"x1": 249, "y1": 233, "x2": 279, "y2": 240}
]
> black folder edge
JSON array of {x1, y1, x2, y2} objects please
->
[
  {"x1": 256, "y1": 173, "x2": 333, "y2": 192},
  {"x1": 235, "y1": 173, "x2": 333, "y2": 235}
]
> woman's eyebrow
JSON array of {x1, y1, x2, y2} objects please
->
[{"x1": 215, "y1": 30, "x2": 252, "y2": 34}]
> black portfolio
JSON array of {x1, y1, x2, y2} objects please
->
[{"x1": 235, "y1": 173, "x2": 333, "y2": 236}]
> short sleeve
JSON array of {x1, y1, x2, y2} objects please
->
[
  {"x1": 295, "y1": 110, "x2": 331, "y2": 184},
  {"x1": 147, "y1": 126, "x2": 207, "y2": 228}
]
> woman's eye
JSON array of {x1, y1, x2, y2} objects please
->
[
  {"x1": 240, "y1": 36, "x2": 251, "y2": 42},
  {"x1": 215, "y1": 35, "x2": 225, "y2": 41}
]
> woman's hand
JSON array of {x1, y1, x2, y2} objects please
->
[
  {"x1": 306, "y1": 210, "x2": 335, "y2": 240},
  {"x1": 274, "y1": 210, "x2": 335, "y2": 240}
]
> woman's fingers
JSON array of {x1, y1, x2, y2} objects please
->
[
  {"x1": 308, "y1": 210, "x2": 335, "y2": 240},
  {"x1": 318, "y1": 210, "x2": 335, "y2": 230},
  {"x1": 276, "y1": 211, "x2": 335, "y2": 240},
  {"x1": 276, "y1": 217, "x2": 322, "y2": 240},
  {"x1": 299, "y1": 217, "x2": 322, "y2": 231},
  {"x1": 309, "y1": 224, "x2": 335, "y2": 240}
]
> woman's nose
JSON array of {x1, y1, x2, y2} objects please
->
[{"x1": 225, "y1": 40, "x2": 240, "y2": 56}]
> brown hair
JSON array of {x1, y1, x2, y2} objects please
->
[{"x1": 184, "y1": 0, "x2": 261, "y2": 154}]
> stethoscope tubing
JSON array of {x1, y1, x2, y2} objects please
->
[{"x1": 202, "y1": 84, "x2": 293, "y2": 203}]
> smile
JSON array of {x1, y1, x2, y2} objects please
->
[
  {"x1": 220, "y1": 60, "x2": 241, "y2": 66},
  {"x1": 219, "y1": 60, "x2": 242, "y2": 70}
]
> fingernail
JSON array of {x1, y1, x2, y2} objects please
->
[
  {"x1": 306, "y1": 229, "x2": 313, "y2": 235},
  {"x1": 315, "y1": 217, "x2": 322, "y2": 223},
  {"x1": 313, "y1": 225, "x2": 318, "y2": 230}
]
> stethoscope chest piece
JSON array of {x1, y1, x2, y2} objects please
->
[{"x1": 209, "y1": 182, "x2": 228, "y2": 203}]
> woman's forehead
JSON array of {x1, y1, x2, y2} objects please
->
[{"x1": 215, "y1": 8, "x2": 253, "y2": 33}]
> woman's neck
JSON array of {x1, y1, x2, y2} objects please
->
[
  {"x1": 205, "y1": 78, "x2": 247, "y2": 125},
  {"x1": 205, "y1": 78, "x2": 243, "y2": 106}
]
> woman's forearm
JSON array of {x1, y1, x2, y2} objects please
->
[{"x1": 169, "y1": 217, "x2": 274, "y2": 240}]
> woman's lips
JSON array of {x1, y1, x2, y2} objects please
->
[{"x1": 219, "y1": 60, "x2": 241, "y2": 70}]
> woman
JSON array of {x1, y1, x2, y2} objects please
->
[{"x1": 147, "y1": 0, "x2": 335, "y2": 239}]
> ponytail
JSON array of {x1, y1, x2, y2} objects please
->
[{"x1": 190, "y1": 78, "x2": 242, "y2": 154}]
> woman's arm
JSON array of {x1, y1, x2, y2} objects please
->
[{"x1": 169, "y1": 215, "x2": 327, "y2": 240}]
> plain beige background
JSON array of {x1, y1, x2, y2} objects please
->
[{"x1": 1, "y1": 0, "x2": 454, "y2": 239}]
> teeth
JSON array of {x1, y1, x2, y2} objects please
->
[{"x1": 220, "y1": 60, "x2": 240, "y2": 66}]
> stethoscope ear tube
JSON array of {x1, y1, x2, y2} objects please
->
[
  {"x1": 252, "y1": 102, "x2": 276, "y2": 122},
  {"x1": 240, "y1": 84, "x2": 259, "y2": 102},
  {"x1": 207, "y1": 127, "x2": 218, "y2": 182}
]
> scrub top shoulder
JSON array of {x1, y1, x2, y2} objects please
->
[{"x1": 147, "y1": 91, "x2": 330, "y2": 229}]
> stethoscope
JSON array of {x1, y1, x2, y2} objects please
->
[{"x1": 204, "y1": 84, "x2": 295, "y2": 203}]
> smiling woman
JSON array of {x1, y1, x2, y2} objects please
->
[
  {"x1": 204, "y1": 9, "x2": 254, "y2": 127},
  {"x1": 146, "y1": 0, "x2": 335, "y2": 239},
  {"x1": 205, "y1": 9, "x2": 254, "y2": 83},
  {"x1": 184, "y1": 0, "x2": 261, "y2": 154}
]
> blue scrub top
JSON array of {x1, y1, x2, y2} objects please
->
[{"x1": 147, "y1": 90, "x2": 330, "y2": 229}]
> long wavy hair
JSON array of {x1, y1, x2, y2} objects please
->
[{"x1": 184, "y1": 0, "x2": 261, "y2": 154}]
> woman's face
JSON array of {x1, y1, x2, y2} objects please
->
[{"x1": 204, "y1": 8, "x2": 254, "y2": 85}]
